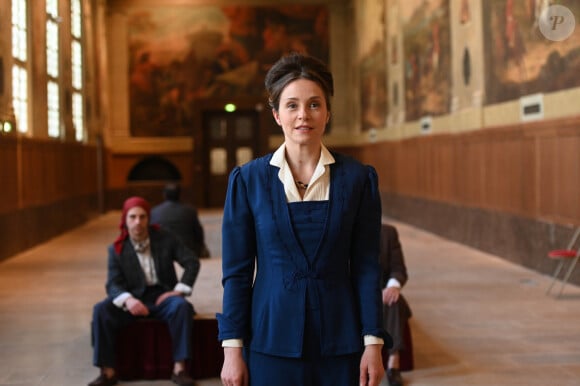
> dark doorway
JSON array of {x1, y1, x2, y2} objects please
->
[
  {"x1": 202, "y1": 110, "x2": 259, "y2": 207},
  {"x1": 127, "y1": 156, "x2": 182, "y2": 181}
]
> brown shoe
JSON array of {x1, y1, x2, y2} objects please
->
[
  {"x1": 87, "y1": 373, "x2": 118, "y2": 386},
  {"x1": 171, "y1": 370, "x2": 196, "y2": 386}
]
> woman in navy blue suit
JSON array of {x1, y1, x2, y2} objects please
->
[{"x1": 218, "y1": 53, "x2": 390, "y2": 386}]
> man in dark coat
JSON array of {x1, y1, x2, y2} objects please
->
[
  {"x1": 380, "y1": 223, "x2": 413, "y2": 386},
  {"x1": 88, "y1": 196, "x2": 200, "y2": 386},
  {"x1": 151, "y1": 183, "x2": 209, "y2": 258}
]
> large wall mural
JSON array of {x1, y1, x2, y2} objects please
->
[
  {"x1": 483, "y1": 0, "x2": 580, "y2": 105},
  {"x1": 401, "y1": 0, "x2": 451, "y2": 121},
  {"x1": 357, "y1": 0, "x2": 387, "y2": 131},
  {"x1": 128, "y1": 5, "x2": 329, "y2": 137}
]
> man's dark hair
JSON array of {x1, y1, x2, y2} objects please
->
[{"x1": 163, "y1": 183, "x2": 181, "y2": 201}]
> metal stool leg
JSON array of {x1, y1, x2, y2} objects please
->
[
  {"x1": 546, "y1": 260, "x2": 565, "y2": 295},
  {"x1": 546, "y1": 227, "x2": 580, "y2": 297},
  {"x1": 557, "y1": 255, "x2": 580, "y2": 298}
]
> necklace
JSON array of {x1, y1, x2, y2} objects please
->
[
  {"x1": 131, "y1": 238, "x2": 150, "y2": 253},
  {"x1": 295, "y1": 180, "x2": 309, "y2": 190}
]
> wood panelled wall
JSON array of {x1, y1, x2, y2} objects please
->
[
  {"x1": 0, "y1": 136, "x2": 100, "y2": 261},
  {"x1": 352, "y1": 116, "x2": 580, "y2": 285},
  {"x1": 361, "y1": 116, "x2": 580, "y2": 224},
  {"x1": 0, "y1": 136, "x2": 18, "y2": 214}
]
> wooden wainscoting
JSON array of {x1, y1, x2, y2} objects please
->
[
  {"x1": 0, "y1": 135, "x2": 18, "y2": 214},
  {"x1": 361, "y1": 115, "x2": 580, "y2": 225},
  {"x1": 0, "y1": 137, "x2": 100, "y2": 261},
  {"x1": 354, "y1": 115, "x2": 580, "y2": 285}
]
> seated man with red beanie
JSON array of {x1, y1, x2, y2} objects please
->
[{"x1": 89, "y1": 196, "x2": 201, "y2": 386}]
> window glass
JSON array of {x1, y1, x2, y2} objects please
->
[
  {"x1": 47, "y1": 81, "x2": 60, "y2": 138},
  {"x1": 12, "y1": 65, "x2": 28, "y2": 133},
  {"x1": 46, "y1": 0, "x2": 60, "y2": 138},
  {"x1": 11, "y1": 0, "x2": 28, "y2": 133},
  {"x1": 72, "y1": 93, "x2": 83, "y2": 141},
  {"x1": 236, "y1": 147, "x2": 253, "y2": 166},
  {"x1": 234, "y1": 117, "x2": 253, "y2": 139},
  {"x1": 209, "y1": 118, "x2": 227, "y2": 140},
  {"x1": 71, "y1": 0, "x2": 85, "y2": 141},
  {"x1": 210, "y1": 148, "x2": 227, "y2": 175}
]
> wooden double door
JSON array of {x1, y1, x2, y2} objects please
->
[{"x1": 202, "y1": 110, "x2": 260, "y2": 208}]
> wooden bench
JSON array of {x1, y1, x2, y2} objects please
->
[{"x1": 115, "y1": 314, "x2": 223, "y2": 380}]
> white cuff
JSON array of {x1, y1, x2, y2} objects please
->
[
  {"x1": 364, "y1": 335, "x2": 384, "y2": 346},
  {"x1": 113, "y1": 292, "x2": 132, "y2": 308},
  {"x1": 174, "y1": 282, "x2": 192, "y2": 296},
  {"x1": 222, "y1": 339, "x2": 243, "y2": 348},
  {"x1": 386, "y1": 278, "x2": 401, "y2": 288}
]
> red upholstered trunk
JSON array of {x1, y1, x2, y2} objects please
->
[{"x1": 115, "y1": 316, "x2": 223, "y2": 380}]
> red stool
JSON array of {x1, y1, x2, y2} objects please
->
[{"x1": 546, "y1": 227, "x2": 580, "y2": 298}]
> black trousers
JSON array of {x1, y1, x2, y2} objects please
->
[{"x1": 383, "y1": 294, "x2": 412, "y2": 354}]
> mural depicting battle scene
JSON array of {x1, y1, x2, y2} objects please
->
[
  {"x1": 401, "y1": 0, "x2": 451, "y2": 121},
  {"x1": 127, "y1": 5, "x2": 329, "y2": 137},
  {"x1": 483, "y1": 0, "x2": 580, "y2": 104}
]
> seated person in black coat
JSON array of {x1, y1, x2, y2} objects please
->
[
  {"x1": 380, "y1": 223, "x2": 413, "y2": 386},
  {"x1": 151, "y1": 183, "x2": 210, "y2": 258}
]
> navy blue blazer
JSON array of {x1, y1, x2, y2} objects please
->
[
  {"x1": 105, "y1": 227, "x2": 200, "y2": 300},
  {"x1": 217, "y1": 152, "x2": 389, "y2": 358}
]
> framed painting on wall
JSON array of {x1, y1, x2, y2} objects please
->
[
  {"x1": 401, "y1": 0, "x2": 451, "y2": 121},
  {"x1": 483, "y1": 0, "x2": 580, "y2": 105},
  {"x1": 357, "y1": 0, "x2": 388, "y2": 131}
]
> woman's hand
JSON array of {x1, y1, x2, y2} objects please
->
[
  {"x1": 221, "y1": 347, "x2": 249, "y2": 386},
  {"x1": 359, "y1": 344, "x2": 385, "y2": 386}
]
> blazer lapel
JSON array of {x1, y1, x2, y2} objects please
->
[
  {"x1": 122, "y1": 241, "x2": 146, "y2": 286},
  {"x1": 149, "y1": 231, "x2": 162, "y2": 279},
  {"x1": 266, "y1": 158, "x2": 347, "y2": 268},
  {"x1": 267, "y1": 164, "x2": 309, "y2": 267},
  {"x1": 314, "y1": 159, "x2": 346, "y2": 263}
]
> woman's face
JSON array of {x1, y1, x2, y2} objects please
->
[{"x1": 272, "y1": 78, "x2": 329, "y2": 147}]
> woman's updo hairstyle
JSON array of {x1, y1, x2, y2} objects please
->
[{"x1": 264, "y1": 52, "x2": 334, "y2": 112}]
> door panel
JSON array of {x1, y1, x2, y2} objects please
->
[{"x1": 203, "y1": 110, "x2": 259, "y2": 207}]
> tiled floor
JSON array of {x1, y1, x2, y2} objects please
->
[{"x1": 0, "y1": 210, "x2": 579, "y2": 386}]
